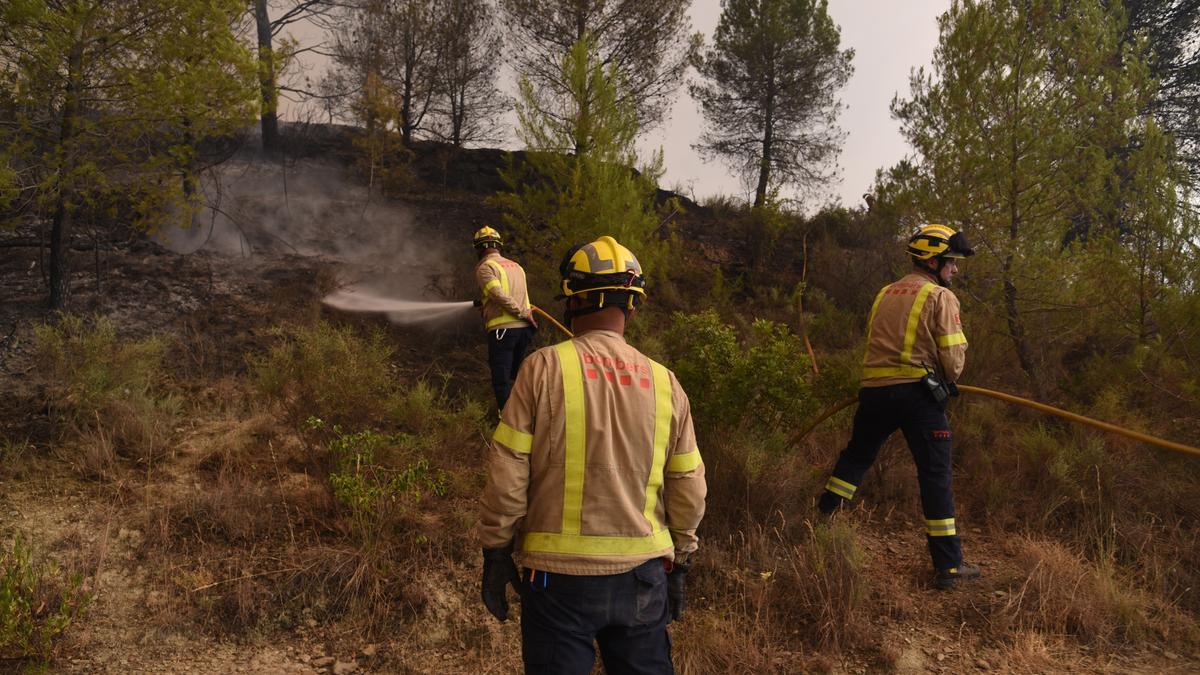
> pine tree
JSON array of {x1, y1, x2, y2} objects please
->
[
  {"x1": 494, "y1": 37, "x2": 669, "y2": 295},
  {"x1": 891, "y1": 0, "x2": 1184, "y2": 389},
  {"x1": 429, "y1": 0, "x2": 506, "y2": 147},
  {"x1": 0, "y1": 0, "x2": 258, "y2": 308},
  {"x1": 324, "y1": 0, "x2": 438, "y2": 145},
  {"x1": 689, "y1": 0, "x2": 853, "y2": 208},
  {"x1": 499, "y1": 0, "x2": 697, "y2": 143}
]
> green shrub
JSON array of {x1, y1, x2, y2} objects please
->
[
  {"x1": 250, "y1": 321, "x2": 395, "y2": 427},
  {"x1": 304, "y1": 419, "x2": 450, "y2": 545},
  {"x1": 664, "y1": 309, "x2": 817, "y2": 432},
  {"x1": 33, "y1": 315, "x2": 176, "y2": 465},
  {"x1": 0, "y1": 537, "x2": 91, "y2": 663}
]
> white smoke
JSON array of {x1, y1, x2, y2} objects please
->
[{"x1": 155, "y1": 156, "x2": 476, "y2": 323}]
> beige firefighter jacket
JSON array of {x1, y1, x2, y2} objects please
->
[
  {"x1": 477, "y1": 329, "x2": 707, "y2": 575},
  {"x1": 474, "y1": 252, "x2": 531, "y2": 331},
  {"x1": 861, "y1": 269, "x2": 967, "y2": 387}
]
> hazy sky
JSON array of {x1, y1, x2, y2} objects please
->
[{"x1": 282, "y1": 0, "x2": 951, "y2": 211}]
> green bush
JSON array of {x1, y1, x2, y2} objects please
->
[
  {"x1": 33, "y1": 315, "x2": 177, "y2": 464},
  {"x1": 250, "y1": 321, "x2": 395, "y2": 427},
  {"x1": 664, "y1": 309, "x2": 817, "y2": 432},
  {"x1": 319, "y1": 425, "x2": 448, "y2": 547},
  {"x1": 0, "y1": 537, "x2": 91, "y2": 663}
]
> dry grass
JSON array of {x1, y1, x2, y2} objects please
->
[
  {"x1": 1000, "y1": 536, "x2": 1193, "y2": 648},
  {"x1": 680, "y1": 516, "x2": 871, "y2": 672},
  {"x1": 34, "y1": 315, "x2": 179, "y2": 475}
]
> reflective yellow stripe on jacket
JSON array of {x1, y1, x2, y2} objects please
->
[
  {"x1": 520, "y1": 341, "x2": 675, "y2": 557},
  {"x1": 482, "y1": 259, "x2": 528, "y2": 329},
  {"x1": 862, "y1": 282, "x2": 937, "y2": 380}
]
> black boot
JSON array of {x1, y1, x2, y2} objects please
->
[{"x1": 934, "y1": 563, "x2": 981, "y2": 590}]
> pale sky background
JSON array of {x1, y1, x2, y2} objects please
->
[{"x1": 282, "y1": 0, "x2": 951, "y2": 211}]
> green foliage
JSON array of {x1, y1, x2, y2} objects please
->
[
  {"x1": 0, "y1": 0, "x2": 258, "y2": 304},
  {"x1": 690, "y1": 0, "x2": 853, "y2": 206},
  {"x1": 250, "y1": 321, "x2": 396, "y2": 428},
  {"x1": 0, "y1": 537, "x2": 91, "y2": 663},
  {"x1": 663, "y1": 309, "x2": 815, "y2": 431},
  {"x1": 34, "y1": 316, "x2": 164, "y2": 423},
  {"x1": 891, "y1": 0, "x2": 1189, "y2": 387},
  {"x1": 0, "y1": 155, "x2": 16, "y2": 220},
  {"x1": 494, "y1": 36, "x2": 671, "y2": 296},
  {"x1": 33, "y1": 315, "x2": 176, "y2": 464},
  {"x1": 315, "y1": 424, "x2": 448, "y2": 546}
]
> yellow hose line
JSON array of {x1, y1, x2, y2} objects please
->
[
  {"x1": 787, "y1": 396, "x2": 857, "y2": 448},
  {"x1": 531, "y1": 305, "x2": 573, "y2": 339},
  {"x1": 789, "y1": 385, "x2": 1200, "y2": 458},
  {"x1": 956, "y1": 385, "x2": 1200, "y2": 458}
]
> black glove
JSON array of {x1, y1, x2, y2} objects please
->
[
  {"x1": 481, "y1": 546, "x2": 519, "y2": 621},
  {"x1": 472, "y1": 299, "x2": 483, "y2": 308},
  {"x1": 666, "y1": 559, "x2": 690, "y2": 622},
  {"x1": 947, "y1": 382, "x2": 960, "y2": 397}
]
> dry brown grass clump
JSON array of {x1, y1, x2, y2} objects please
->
[
  {"x1": 34, "y1": 315, "x2": 179, "y2": 473},
  {"x1": 680, "y1": 517, "x2": 871, "y2": 671},
  {"x1": 1001, "y1": 536, "x2": 1197, "y2": 648}
]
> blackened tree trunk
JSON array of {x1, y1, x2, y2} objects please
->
[
  {"x1": 255, "y1": 0, "x2": 279, "y2": 154},
  {"x1": 755, "y1": 83, "x2": 776, "y2": 209},
  {"x1": 50, "y1": 38, "x2": 85, "y2": 310}
]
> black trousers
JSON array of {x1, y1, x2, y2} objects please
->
[
  {"x1": 818, "y1": 382, "x2": 963, "y2": 571},
  {"x1": 520, "y1": 559, "x2": 673, "y2": 675},
  {"x1": 486, "y1": 326, "x2": 534, "y2": 410}
]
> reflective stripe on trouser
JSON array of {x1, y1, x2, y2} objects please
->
[
  {"x1": 518, "y1": 341, "x2": 674, "y2": 558},
  {"x1": 520, "y1": 559, "x2": 673, "y2": 675},
  {"x1": 817, "y1": 382, "x2": 963, "y2": 571}
]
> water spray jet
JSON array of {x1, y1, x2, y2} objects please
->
[{"x1": 322, "y1": 288, "x2": 473, "y2": 325}]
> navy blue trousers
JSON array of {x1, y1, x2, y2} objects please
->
[
  {"x1": 818, "y1": 382, "x2": 963, "y2": 571},
  {"x1": 487, "y1": 326, "x2": 534, "y2": 410},
  {"x1": 520, "y1": 559, "x2": 673, "y2": 675}
]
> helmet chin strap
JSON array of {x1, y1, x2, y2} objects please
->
[
  {"x1": 932, "y1": 258, "x2": 951, "y2": 287},
  {"x1": 919, "y1": 258, "x2": 949, "y2": 287}
]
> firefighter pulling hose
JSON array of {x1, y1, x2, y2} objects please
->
[{"x1": 816, "y1": 223, "x2": 980, "y2": 589}]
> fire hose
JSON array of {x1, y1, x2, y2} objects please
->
[
  {"x1": 787, "y1": 384, "x2": 1200, "y2": 458},
  {"x1": 531, "y1": 305, "x2": 573, "y2": 338},
  {"x1": 525, "y1": 307, "x2": 1198, "y2": 458}
]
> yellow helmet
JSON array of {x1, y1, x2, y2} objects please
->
[
  {"x1": 472, "y1": 225, "x2": 502, "y2": 249},
  {"x1": 907, "y1": 224, "x2": 975, "y2": 260},
  {"x1": 559, "y1": 236, "x2": 647, "y2": 303}
]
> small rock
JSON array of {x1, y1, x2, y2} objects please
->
[
  {"x1": 299, "y1": 654, "x2": 311, "y2": 664},
  {"x1": 993, "y1": 590, "x2": 1007, "y2": 597},
  {"x1": 1164, "y1": 650, "x2": 1180, "y2": 660},
  {"x1": 332, "y1": 659, "x2": 358, "y2": 674},
  {"x1": 976, "y1": 658, "x2": 990, "y2": 669},
  {"x1": 360, "y1": 644, "x2": 377, "y2": 659},
  {"x1": 312, "y1": 656, "x2": 335, "y2": 668},
  {"x1": 936, "y1": 653, "x2": 946, "y2": 662}
]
